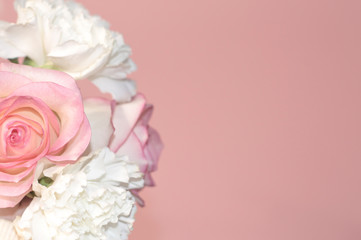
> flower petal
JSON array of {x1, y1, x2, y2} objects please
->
[
  {"x1": 92, "y1": 78, "x2": 136, "y2": 103},
  {"x1": 115, "y1": 132, "x2": 146, "y2": 163},
  {"x1": 0, "y1": 192, "x2": 28, "y2": 208},
  {"x1": 46, "y1": 114, "x2": 91, "y2": 163},
  {"x1": 4, "y1": 23, "x2": 44, "y2": 65},
  {"x1": 0, "y1": 62, "x2": 79, "y2": 93},
  {"x1": 0, "y1": 170, "x2": 35, "y2": 196},
  {"x1": 109, "y1": 94, "x2": 146, "y2": 152},
  {"x1": 49, "y1": 42, "x2": 110, "y2": 80},
  {"x1": 0, "y1": 72, "x2": 31, "y2": 98},
  {"x1": 83, "y1": 98, "x2": 114, "y2": 153},
  {"x1": 0, "y1": 21, "x2": 25, "y2": 59},
  {"x1": 9, "y1": 82, "x2": 84, "y2": 155}
]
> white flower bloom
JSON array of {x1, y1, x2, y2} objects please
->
[
  {"x1": 0, "y1": 0, "x2": 136, "y2": 102},
  {"x1": 13, "y1": 148, "x2": 144, "y2": 240}
]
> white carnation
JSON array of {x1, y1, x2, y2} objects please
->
[
  {"x1": 13, "y1": 148, "x2": 144, "y2": 240},
  {"x1": 0, "y1": 0, "x2": 136, "y2": 102}
]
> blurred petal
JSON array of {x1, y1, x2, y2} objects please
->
[{"x1": 143, "y1": 127, "x2": 164, "y2": 186}]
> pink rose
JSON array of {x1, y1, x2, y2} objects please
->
[
  {"x1": 0, "y1": 62, "x2": 91, "y2": 208},
  {"x1": 83, "y1": 92, "x2": 163, "y2": 205}
]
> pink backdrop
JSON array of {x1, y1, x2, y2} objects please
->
[{"x1": 1, "y1": 0, "x2": 361, "y2": 239}]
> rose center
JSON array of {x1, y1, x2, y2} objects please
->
[{"x1": 7, "y1": 126, "x2": 26, "y2": 147}]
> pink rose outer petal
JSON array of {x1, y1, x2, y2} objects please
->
[
  {"x1": 0, "y1": 72, "x2": 31, "y2": 98},
  {"x1": 46, "y1": 115, "x2": 91, "y2": 163},
  {"x1": 0, "y1": 172, "x2": 35, "y2": 197},
  {"x1": 0, "y1": 171, "x2": 34, "y2": 208},
  {"x1": 0, "y1": 62, "x2": 79, "y2": 92},
  {"x1": 0, "y1": 191, "x2": 29, "y2": 209}
]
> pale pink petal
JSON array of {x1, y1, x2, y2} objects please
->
[
  {"x1": 115, "y1": 132, "x2": 147, "y2": 173},
  {"x1": 129, "y1": 127, "x2": 163, "y2": 206},
  {"x1": 112, "y1": 95, "x2": 163, "y2": 190},
  {"x1": 143, "y1": 127, "x2": 164, "y2": 186},
  {"x1": 133, "y1": 125, "x2": 148, "y2": 146},
  {"x1": 137, "y1": 104, "x2": 154, "y2": 126},
  {"x1": 83, "y1": 97, "x2": 114, "y2": 153},
  {"x1": 109, "y1": 94, "x2": 146, "y2": 152}
]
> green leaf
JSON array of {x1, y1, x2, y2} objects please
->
[
  {"x1": 23, "y1": 57, "x2": 37, "y2": 67},
  {"x1": 23, "y1": 57, "x2": 58, "y2": 70},
  {"x1": 8, "y1": 58, "x2": 19, "y2": 64},
  {"x1": 38, "y1": 176, "x2": 54, "y2": 187},
  {"x1": 26, "y1": 191, "x2": 35, "y2": 198}
]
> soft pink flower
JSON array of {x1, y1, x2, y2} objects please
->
[
  {"x1": 83, "y1": 90, "x2": 163, "y2": 205},
  {"x1": 0, "y1": 62, "x2": 91, "y2": 208}
]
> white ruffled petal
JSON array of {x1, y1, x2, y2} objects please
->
[
  {"x1": 0, "y1": 219, "x2": 18, "y2": 240},
  {"x1": 13, "y1": 148, "x2": 144, "y2": 240},
  {"x1": 1, "y1": 0, "x2": 136, "y2": 89}
]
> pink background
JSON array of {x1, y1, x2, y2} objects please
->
[{"x1": 1, "y1": 0, "x2": 361, "y2": 239}]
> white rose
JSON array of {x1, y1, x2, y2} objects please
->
[
  {"x1": 0, "y1": 0, "x2": 136, "y2": 102},
  {"x1": 13, "y1": 148, "x2": 144, "y2": 240}
]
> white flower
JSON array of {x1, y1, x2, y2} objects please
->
[
  {"x1": 13, "y1": 148, "x2": 144, "y2": 240},
  {"x1": 0, "y1": 0, "x2": 136, "y2": 102}
]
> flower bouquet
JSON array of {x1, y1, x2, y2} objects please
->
[{"x1": 0, "y1": 0, "x2": 163, "y2": 239}]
